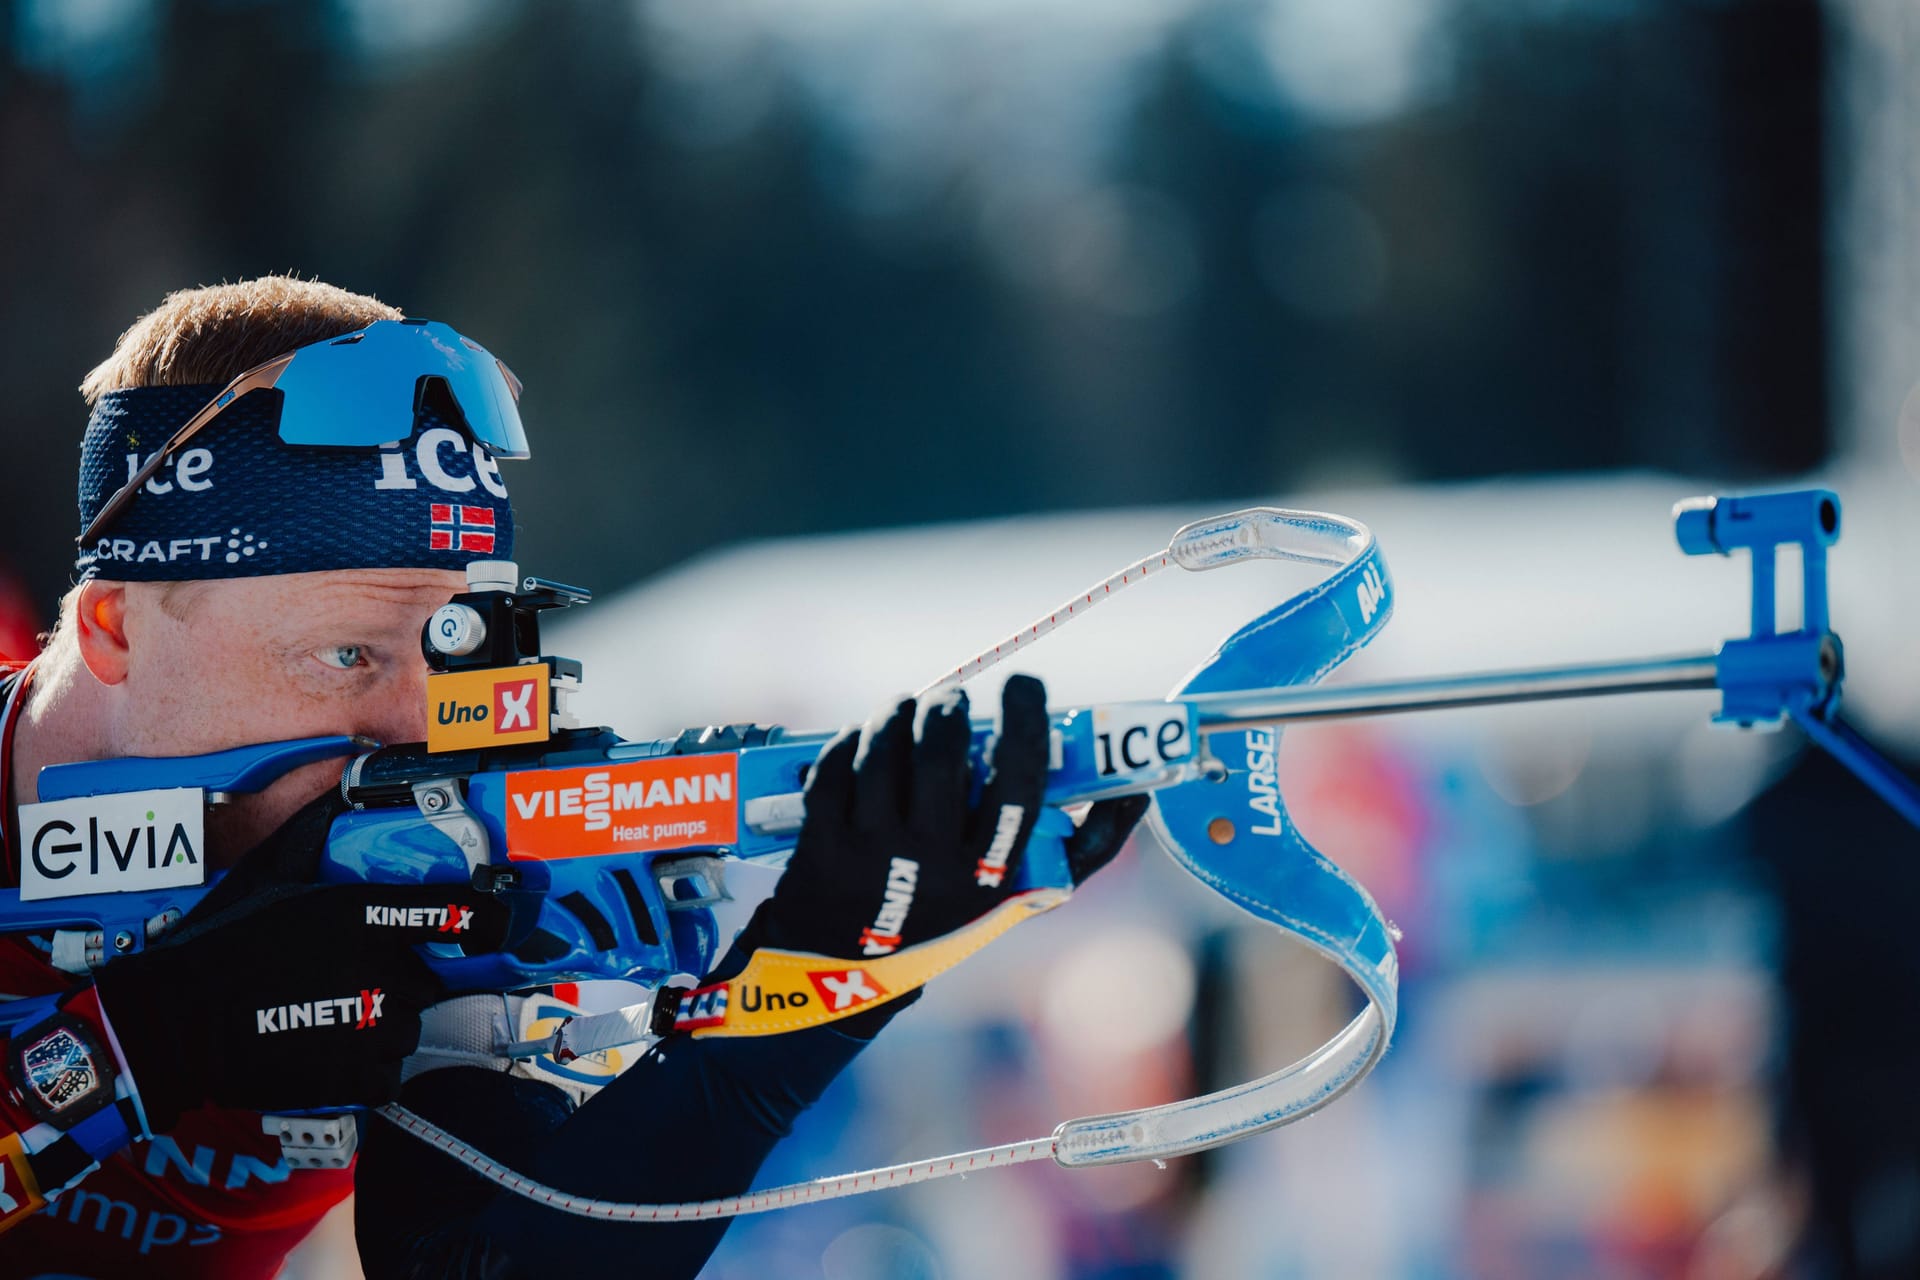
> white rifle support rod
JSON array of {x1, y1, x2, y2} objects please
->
[{"x1": 1188, "y1": 652, "x2": 1722, "y2": 732}]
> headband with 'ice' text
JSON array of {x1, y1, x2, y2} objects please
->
[{"x1": 75, "y1": 385, "x2": 514, "y2": 582}]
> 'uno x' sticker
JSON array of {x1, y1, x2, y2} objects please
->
[
  {"x1": 0, "y1": 1135, "x2": 41, "y2": 1227},
  {"x1": 807, "y1": 968, "x2": 888, "y2": 1013},
  {"x1": 494, "y1": 680, "x2": 537, "y2": 733}
]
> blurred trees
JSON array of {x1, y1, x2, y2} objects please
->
[{"x1": 0, "y1": 0, "x2": 1826, "y2": 618}]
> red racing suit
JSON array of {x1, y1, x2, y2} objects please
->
[{"x1": 0, "y1": 664, "x2": 352, "y2": 1278}]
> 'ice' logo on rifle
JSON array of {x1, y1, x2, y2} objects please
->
[
  {"x1": 22, "y1": 1026, "x2": 97, "y2": 1114},
  {"x1": 428, "y1": 504, "x2": 496, "y2": 554}
]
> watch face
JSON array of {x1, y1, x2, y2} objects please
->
[
  {"x1": 23, "y1": 1027, "x2": 95, "y2": 1112},
  {"x1": 11, "y1": 1017, "x2": 113, "y2": 1127}
]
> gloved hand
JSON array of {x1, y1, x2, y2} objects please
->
[
  {"x1": 94, "y1": 882, "x2": 520, "y2": 1131},
  {"x1": 739, "y1": 674, "x2": 1148, "y2": 961}
]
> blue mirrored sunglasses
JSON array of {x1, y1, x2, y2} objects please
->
[{"x1": 79, "y1": 318, "x2": 528, "y2": 546}]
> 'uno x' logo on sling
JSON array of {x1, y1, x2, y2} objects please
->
[{"x1": 807, "y1": 968, "x2": 887, "y2": 1013}]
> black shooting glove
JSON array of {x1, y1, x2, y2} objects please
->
[
  {"x1": 95, "y1": 881, "x2": 520, "y2": 1132},
  {"x1": 738, "y1": 674, "x2": 1148, "y2": 962}
]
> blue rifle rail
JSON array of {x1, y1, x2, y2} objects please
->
[
  {"x1": 9, "y1": 487, "x2": 1915, "y2": 991},
  {"x1": 1679, "y1": 490, "x2": 1920, "y2": 827},
  {"x1": 1180, "y1": 488, "x2": 1920, "y2": 830},
  {"x1": 3, "y1": 484, "x2": 1915, "y2": 1215}
]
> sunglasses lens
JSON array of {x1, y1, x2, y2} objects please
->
[{"x1": 270, "y1": 321, "x2": 531, "y2": 458}]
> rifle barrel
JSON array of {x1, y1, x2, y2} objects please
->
[{"x1": 1190, "y1": 653, "x2": 1721, "y2": 732}]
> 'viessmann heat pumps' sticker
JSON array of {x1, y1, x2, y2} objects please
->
[
  {"x1": 504, "y1": 755, "x2": 740, "y2": 860},
  {"x1": 17, "y1": 787, "x2": 206, "y2": 901}
]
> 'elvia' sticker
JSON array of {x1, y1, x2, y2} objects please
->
[{"x1": 17, "y1": 788, "x2": 206, "y2": 901}]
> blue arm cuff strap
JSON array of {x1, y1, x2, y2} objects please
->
[{"x1": 64, "y1": 1100, "x2": 133, "y2": 1164}]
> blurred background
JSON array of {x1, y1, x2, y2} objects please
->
[{"x1": 3, "y1": 0, "x2": 1918, "y2": 1276}]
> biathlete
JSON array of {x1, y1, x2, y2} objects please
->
[{"x1": 0, "y1": 277, "x2": 1144, "y2": 1278}]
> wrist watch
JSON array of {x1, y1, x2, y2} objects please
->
[{"x1": 7, "y1": 1012, "x2": 118, "y2": 1130}]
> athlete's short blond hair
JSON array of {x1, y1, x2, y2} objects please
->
[{"x1": 80, "y1": 276, "x2": 401, "y2": 404}]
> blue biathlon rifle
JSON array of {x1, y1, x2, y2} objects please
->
[{"x1": 3, "y1": 488, "x2": 1914, "y2": 1220}]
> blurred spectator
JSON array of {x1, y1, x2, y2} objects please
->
[
  {"x1": 0, "y1": 565, "x2": 41, "y2": 662},
  {"x1": 1748, "y1": 745, "x2": 1920, "y2": 1278}
]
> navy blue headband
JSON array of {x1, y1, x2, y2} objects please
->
[{"x1": 76, "y1": 384, "x2": 515, "y2": 581}]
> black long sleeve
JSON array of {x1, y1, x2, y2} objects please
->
[{"x1": 354, "y1": 1021, "x2": 874, "y2": 1279}]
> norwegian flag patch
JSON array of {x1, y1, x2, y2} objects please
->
[
  {"x1": 430, "y1": 504, "x2": 497, "y2": 554},
  {"x1": 673, "y1": 984, "x2": 729, "y2": 1031}
]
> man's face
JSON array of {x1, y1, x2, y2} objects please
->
[{"x1": 116, "y1": 567, "x2": 466, "y2": 863}]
